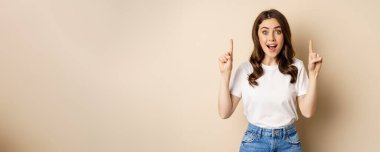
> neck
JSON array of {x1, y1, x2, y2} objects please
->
[{"x1": 262, "y1": 56, "x2": 278, "y2": 66}]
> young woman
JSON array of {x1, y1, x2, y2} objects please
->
[{"x1": 218, "y1": 9, "x2": 322, "y2": 152}]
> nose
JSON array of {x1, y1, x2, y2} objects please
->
[{"x1": 268, "y1": 32, "x2": 276, "y2": 41}]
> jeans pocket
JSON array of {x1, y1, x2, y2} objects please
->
[
  {"x1": 242, "y1": 131, "x2": 259, "y2": 143},
  {"x1": 286, "y1": 131, "x2": 301, "y2": 144}
]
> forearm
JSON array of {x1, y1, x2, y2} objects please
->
[
  {"x1": 299, "y1": 39, "x2": 323, "y2": 118},
  {"x1": 218, "y1": 73, "x2": 233, "y2": 119},
  {"x1": 302, "y1": 74, "x2": 318, "y2": 118}
]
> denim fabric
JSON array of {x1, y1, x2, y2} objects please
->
[{"x1": 239, "y1": 123, "x2": 302, "y2": 152}]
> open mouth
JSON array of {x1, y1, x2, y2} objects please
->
[{"x1": 266, "y1": 44, "x2": 278, "y2": 51}]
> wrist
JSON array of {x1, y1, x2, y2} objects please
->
[
  {"x1": 221, "y1": 72, "x2": 231, "y2": 81},
  {"x1": 308, "y1": 71, "x2": 319, "y2": 80}
]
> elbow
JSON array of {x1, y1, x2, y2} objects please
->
[
  {"x1": 302, "y1": 112, "x2": 315, "y2": 118},
  {"x1": 300, "y1": 103, "x2": 317, "y2": 118},
  {"x1": 219, "y1": 113, "x2": 231, "y2": 119}
]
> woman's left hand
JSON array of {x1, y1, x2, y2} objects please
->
[{"x1": 308, "y1": 40, "x2": 323, "y2": 78}]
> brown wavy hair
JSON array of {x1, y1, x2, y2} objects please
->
[{"x1": 248, "y1": 9, "x2": 298, "y2": 87}]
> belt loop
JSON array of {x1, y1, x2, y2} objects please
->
[{"x1": 284, "y1": 126, "x2": 288, "y2": 139}]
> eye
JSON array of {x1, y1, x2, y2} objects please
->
[
  {"x1": 275, "y1": 30, "x2": 282, "y2": 35},
  {"x1": 262, "y1": 31, "x2": 268, "y2": 35}
]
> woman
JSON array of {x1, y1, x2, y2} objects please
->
[{"x1": 217, "y1": 9, "x2": 322, "y2": 152}]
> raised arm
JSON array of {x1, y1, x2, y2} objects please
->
[
  {"x1": 218, "y1": 39, "x2": 241, "y2": 119},
  {"x1": 297, "y1": 40, "x2": 323, "y2": 118}
]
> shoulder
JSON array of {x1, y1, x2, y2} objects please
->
[
  {"x1": 239, "y1": 61, "x2": 252, "y2": 68},
  {"x1": 237, "y1": 61, "x2": 252, "y2": 70},
  {"x1": 235, "y1": 61, "x2": 253, "y2": 73},
  {"x1": 292, "y1": 58, "x2": 306, "y2": 69}
]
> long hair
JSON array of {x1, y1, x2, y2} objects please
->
[{"x1": 248, "y1": 9, "x2": 298, "y2": 86}]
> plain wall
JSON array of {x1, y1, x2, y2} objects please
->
[{"x1": 0, "y1": 0, "x2": 379, "y2": 151}]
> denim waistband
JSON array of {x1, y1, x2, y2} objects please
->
[{"x1": 246, "y1": 123, "x2": 298, "y2": 138}]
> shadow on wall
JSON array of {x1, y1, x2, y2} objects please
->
[
  {"x1": 293, "y1": 24, "x2": 339, "y2": 152},
  {"x1": 0, "y1": 131, "x2": 18, "y2": 152},
  {"x1": 0, "y1": 109, "x2": 23, "y2": 152}
]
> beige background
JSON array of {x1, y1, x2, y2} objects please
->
[{"x1": 0, "y1": 0, "x2": 379, "y2": 152}]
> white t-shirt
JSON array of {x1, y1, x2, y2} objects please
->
[{"x1": 230, "y1": 58, "x2": 309, "y2": 128}]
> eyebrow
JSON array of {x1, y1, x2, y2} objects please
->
[{"x1": 260, "y1": 26, "x2": 281, "y2": 30}]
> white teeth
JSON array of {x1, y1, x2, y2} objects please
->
[{"x1": 266, "y1": 44, "x2": 277, "y2": 48}]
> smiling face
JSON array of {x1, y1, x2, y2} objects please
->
[{"x1": 258, "y1": 18, "x2": 284, "y2": 60}]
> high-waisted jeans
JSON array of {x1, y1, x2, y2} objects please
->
[{"x1": 239, "y1": 123, "x2": 302, "y2": 152}]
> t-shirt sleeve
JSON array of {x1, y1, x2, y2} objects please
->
[
  {"x1": 295, "y1": 61, "x2": 309, "y2": 96},
  {"x1": 230, "y1": 63, "x2": 247, "y2": 98}
]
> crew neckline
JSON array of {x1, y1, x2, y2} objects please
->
[{"x1": 261, "y1": 63, "x2": 278, "y2": 70}]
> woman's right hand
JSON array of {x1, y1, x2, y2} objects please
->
[
  {"x1": 218, "y1": 39, "x2": 234, "y2": 75},
  {"x1": 218, "y1": 39, "x2": 240, "y2": 119}
]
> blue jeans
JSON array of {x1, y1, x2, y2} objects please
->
[{"x1": 239, "y1": 123, "x2": 302, "y2": 152}]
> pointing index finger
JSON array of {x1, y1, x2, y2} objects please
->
[
  {"x1": 309, "y1": 40, "x2": 313, "y2": 53},
  {"x1": 230, "y1": 39, "x2": 234, "y2": 57}
]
